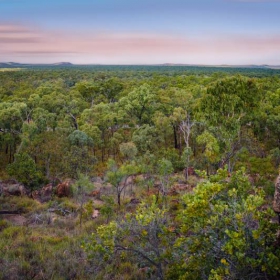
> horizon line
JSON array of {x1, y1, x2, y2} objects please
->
[{"x1": 1, "y1": 61, "x2": 280, "y2": 67}]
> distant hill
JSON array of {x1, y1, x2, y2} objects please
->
[
  {"x1": 160, "y1": 63, "x2": 280, "y2": 69},
  {"x1": 0, "y1": 62, "x2": 73, "y2": 68},
  {"x1": 0, "y1": 62, "x2": 280, "y2": 69},
  {"x1": 51, "y1": 62, "x2": 73, "y2": 66},
  {"x1": 0, "y1": 62, "x2": 280, "y2": 77}
]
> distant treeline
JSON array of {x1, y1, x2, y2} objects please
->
[{"x1": 1, "y1": 64, "x2": 280, "y2": 77}]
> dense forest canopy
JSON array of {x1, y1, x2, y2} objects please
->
[
  {"x1": 0, "y1": 66, "x2": 279, "y2": 279},
  {"x1": 1, "y1": 66, "x2": 280, "y2": 178}
]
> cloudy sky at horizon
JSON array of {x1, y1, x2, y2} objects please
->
[{"x1": 0, "y1": 0, "x2": 279, "y2": 65}]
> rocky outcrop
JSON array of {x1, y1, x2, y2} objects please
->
[
  {"x1": 168, "y1": 184, "x2": 192, "y2": 196},
  {"x1": 92, "y1": 209, "x2": 100, "y2": 219},
  {"x1": 88, "y1": 190, "x2": 101, "y2": 199},
  {"x1": 32, "y1": 183, "x2": 54, "y2": 203},
  {"x1": 0, "y1": 179, "x2": 27, "y2": 196},
  {"x1": 55, "y1": 180, "x2": 72, "y2": 197}
]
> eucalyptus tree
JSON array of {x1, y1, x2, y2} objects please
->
[
  {"x1": 106, "y1": 159, "x2": 139, "y2": 207},
  {"x1": 199, "y1": 76, "x2": 262, "y2": 171},
  {"x1": 64, "y1": 130, "x2": 96, "y2": 178},
  {"x1": 119, "y1": 84, "x2": 157, "y2": 126},
  {"x1": 80, "y1": 102, "x2": 120, "y2": 162}
]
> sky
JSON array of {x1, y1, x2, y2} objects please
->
[{"x1": 0, "y1": 0, "x2": 280, "y2": 65}]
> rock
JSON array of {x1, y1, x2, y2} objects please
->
[
  {"x1": 0, "y1": 180, "x2": 27, "y2": 196},
  {"x1": 92, "y1": 209, "x2": 99, "y2": 219},
  {"x1": 184, "y1": 167, "x2": 197, "y2": 178},
  {"x1": 168, "y1": 184, "x2": 192, "y2": 195},
  {"x1": 168, "y1": 187, "x2": 179, "y2": 196},
  {"x1": 125, "y1": 175, "x2": 135, "y2": 186},
  {"x1": 130, "y1": 198, "x2": 140, "y2": 204},
  {"x1": 91, "y1": 176, "x2": 104, "y2": 184},
  {"x1": 273, "y1": 175, "x2": 280, "y2": 213},
  {"x1": 41, "y1": 184, "x2": 53, "y2": 200},
  {"x1": 100, "y1": 184, "x2": 114, "y2": 196},
  {"x1": 55, "y1": 180, "x2": 72, "y2": 197},
  {"x1": 93, "y1": 182, "x2": 103, "y2": 189},
  {"x1": 31, "y1": 190, "x2": 41, "y2": 201},
  {"x1": 88, "y1": 190, "x2": 101, "y2": 199},
  {"x1": 32, "y1": 183, "x2": 53, "y2": 203}
]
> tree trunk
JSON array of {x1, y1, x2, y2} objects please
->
[
  {"x1": 45, "y1": 155, "x2": 51, "y2": 178},
  {"x1": 173, "y1": 125, "x2": 178, "y2": 149},
  {"x1": 157, "y1": 264, "x2": 164, "y2": 280},
  {"x1": 9, "y1": 144, "x2": 12, "y2": 163},
  {"x1": 117, "y1": 192, "x2": 121, "y2": 207}
]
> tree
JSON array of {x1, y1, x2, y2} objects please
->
[
  {"x1": 6, "y1": 152, "x2": 43, "y2": 191},
  {"x1": 72, "y1": 173, "x2": 95, "y2": 227},
  {"x1": 119, "y1": 84, "x2": 157, "y2": 125},
  {"x1": 85, "y1": 197, "x2": 174, "y2": 280},
  {"x1": 196, "y1": 131, "x2": 220, "y2": 174},
  {"x1": 75, "y1": 81, "x2": 102, "y2": 106},
  {"x1": 61, "y1": 130, "x2": 96, "y2": 178},
  {"x1": 157, "y1": 158, "x2": 173, "y2": 201},
  {"x1": 169, "y1": 167, "x2": 280, "y2": 279},
  {"x1": 80, "y1": 102, "x2": 119, "y2": 162},
  {"x1": 119, "y1": 141, "x2": 138, "y2": 161},
  {"x1": 0, "y1": 102, "x2": 28, "y2": 134},
  {"x1": 68, "y1": 130, "x2": 93, "y2": 147},
  {"x1": 179, "y1": 112, "x2": 196, "y2": 179},
  {"x1": 132, "y1": 124, "x2": 159, "y2": 153},
  {"x1": 99, "y1": 78, "x2": 124, "y2": 103},
  {"x1": 199, "y1": 76, "x2": 262, "y2": 171},
  {"x1": 106, "y1": 159, "x2": 139, "y2": 207},
  {"x1": 0, "y1": 102, "x2": 28, "y2": 163}
]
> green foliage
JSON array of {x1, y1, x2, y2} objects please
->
[
  {"x1": 63, "y1": 146, "x2": 97, "y2": 178},
  {"x1": 158, "y1": 158, "x2": 174, "y2": 177},
  {"x1": 72, "y1": 173, "x2": 95, "y2": 226},
  {"x1": 85, "y1": 197, "x2": 173, "y2": 279},
  {"x1": 106, "y1": 159, "x2": 139, "y2": 206},
  {"x1": 200, "y1": 76, "x2": 261, "y2": 128},
  {"x1": 100, "y1": 196, "x2": 115, "y2": 223},
  {"x1": 248, "y1": 156, "x2": 276, "y2": 177},
  {"x1": 169, "y1": 168, "x2": 280, "y2": 279},
  {"x1": 68, "y1": 130, "x2": 93, "y2": 147},
  {"x1": 106, "y1": 159, "x2": 124, "y2": 188},
  {"x1": 119, "y1": 84, "x2": 157, "y2": 125},
  {"x1": 132, "y1": 124, "x2": 159, "y2": 153},
  {"x1": 6, "y1": 152, "x2": 43, "y2": 190},
  {"x1": 0, "y1": 102, "x2": 27, "y2": 133},
  {"x1": 1, "y1": 67, "x2": 280, "y2": 280},
  {"x1": 160, "y1": 148, "x2": 184, "y2": 170},
  {"x1": 72, "y1": 172, "x2": 94, "y2": 196},
  {"x1": 119, "y1": 141, "x2": 138, "y2": 161},
  {"x1": 197, "y1": 131, "x2": 220, "y2": 164}
]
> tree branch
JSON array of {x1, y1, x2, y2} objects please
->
[{"x1": 114, "y1": 245, "x2": 158, "y2": 267}]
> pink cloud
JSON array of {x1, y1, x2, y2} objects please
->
[{"x1": 0, "y1": 23, "x2": 280, "y2": 65}]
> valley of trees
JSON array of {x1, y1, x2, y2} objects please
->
[{"x1": 0, "y1": 66, "x2": 280, "y2": 279}]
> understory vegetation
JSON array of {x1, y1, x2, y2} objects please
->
[{"x1": 0, "y1": 66, "x2": 280, "y2": 279}]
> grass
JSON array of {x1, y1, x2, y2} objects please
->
[
  {"x1": 0, "y1": 192, "x2": 147, "y2": 279},
  {"x1": 0, "y1": 175, "x2": 212, "y2": 279}
]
